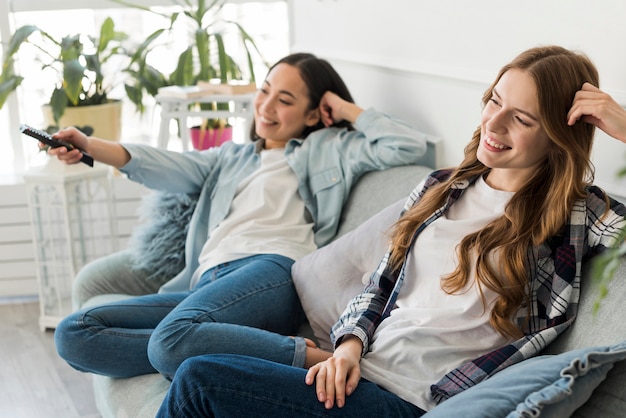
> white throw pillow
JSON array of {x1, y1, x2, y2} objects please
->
[{"x1": 292, "y1": 199, "x2": 405, "y2": 351}]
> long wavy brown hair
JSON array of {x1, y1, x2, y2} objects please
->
[{"x1": 389, "y1": 46, "x2": 599, "y2": 339}]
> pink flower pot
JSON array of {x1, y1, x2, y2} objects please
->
[{"x1": 190, "y1": 126, "x2": 233, "y2": 150}]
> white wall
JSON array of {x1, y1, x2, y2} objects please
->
[{"x1": 289, "y1": 0, "x2": 626, "y2": 199}]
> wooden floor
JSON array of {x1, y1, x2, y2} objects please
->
[{"x1": 0, "y1": 297, "x2": 100, "y2": 418}]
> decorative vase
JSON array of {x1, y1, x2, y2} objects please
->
[
  {"x1": 42, "y1": 100, "x2": 122, "y2": 141},
  {"x1": 190, "y1": 125, "x2": 233, "y2": 150}
]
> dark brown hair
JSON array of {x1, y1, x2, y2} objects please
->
[{"x1": 250, "y1": 53, "x2": 355, "y2": 141}]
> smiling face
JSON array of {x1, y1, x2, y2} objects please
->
[
  {"x1": 253, "y1": 63, "x2": 321, "y2": 149},
  {"x1": 477, "y1": 69, "x2": 552, "y2": 192}
]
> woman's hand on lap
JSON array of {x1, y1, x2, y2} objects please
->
[{"x1": 304, "y1": 335, "x2": 362, "y2": 409}]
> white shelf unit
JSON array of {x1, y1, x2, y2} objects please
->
[
  {"x1": 24, "y1": 161, "x2": 119, "y2": 330},
  {"x1": 155, "y1": 93, "x2": 255, "y2": 150}
]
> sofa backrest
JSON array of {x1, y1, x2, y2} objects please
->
[
  {"x1": 546, "y1": 258, "x2": 626, "y2": 417},
  {"x1": 335, "y1": 164, "x2": 434, "y2": 239}
]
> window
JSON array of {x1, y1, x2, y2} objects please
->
[{"x1": 0, "y1": 1, "x2": 289, "y2": 183}]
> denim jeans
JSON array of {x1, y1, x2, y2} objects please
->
[
  {"x1": 54, "y1": 254, "x2": 306, "y2": 378},
  {"x1": 156, "y1": 354, "x2": 426, "y2": 417}
]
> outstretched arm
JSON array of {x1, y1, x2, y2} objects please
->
[{"x1": 567, "y1": 83, "x2": 626, "y2": 144}]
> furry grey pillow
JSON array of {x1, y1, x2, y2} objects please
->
[{"x1": 126, "y1": 191, "x2": 199, "y2": 284}]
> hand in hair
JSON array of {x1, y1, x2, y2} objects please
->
[
  {"x1": 567, "y1": 82, "x2": 626, "y2": 144},
  {"x1": 319, "y1": 91, "x2": 364, "y2": 127}
]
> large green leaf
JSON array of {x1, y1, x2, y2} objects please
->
[
  {"x1": 98, "y1": 17, "x2": 115, "y2": 53},
  {"x1": 97, "y1": 16, "x2": 127, "y2": 58},
  {"x1": 214, "y1": 33, "x2": 228, "y2": 83},
  {"x1": 170, "y1": 47, "x2": 194, "y2": 86},
  {"x1": 63, "y1": 58, "x2": 86, "y2": 105},
  {"x1": 128, "y1": 29, "x2": 165, "y2": 63},
  {"x1": 49, "y1": 87, "x2": 68, "y2": 126},
  {"x1": 195, "y1": 29, "x2": 210, "y2": 81},
  {"x1": 231, "y1": 20, "x2": 269, "y2": 69},
  {"x1": 124, "y1": 84, "x2": 144, "y2": 113},
  {"x1": 0, "y1": 77, "x2": 23, "y2": 108},
  {"x1": 125, "y1": 64, "x2": 167, "y2": 95},
  {"x1": 7, "y1": 26, "x2": 40, "y2": 56},
  {"x1": 60, "y1": 35, "x2": 82, "y2": 61},
  {"x1": 0, "y1": 27, "x2": 39, "y2": 109},
  {"x1": 84, "y1": 53, "x2": 103, "y2": 92}
]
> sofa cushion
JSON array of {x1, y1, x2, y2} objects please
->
[
  {"x1": 126, "y1": 191, "x2": 198, "y2": 284},
  {"x1": 335, "y1": 165, "x2": 430, "y2": 238},
  {"x1": 293, "y1": 199, "x2": 404, "y2": 350},
  {"x1": 543, "y1": 257, "x2": 626, "y2": 417},
  {"x1": 93, "y1": 373, "x2": 166, "y2": 418},
  {"x1": 423, "y1": 340, "x2": 626, "y2": 418},
  {"x1": 292, "y1": 164, "x2": 432, "y2": 351},
  {"x1": 572, "y1": 359, "x2": 626, "y2": 418}
]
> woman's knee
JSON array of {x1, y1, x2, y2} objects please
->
[
  {"x1": 147, "y1": 320, "x2": 189, "y2": 378},
  {"x1": 54, "y1": 311, "x2": 87, "y2": 368}
]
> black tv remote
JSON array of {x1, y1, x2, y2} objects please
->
[{"x1": 19, "y1": 124, "x2": 94, "y2": 167}]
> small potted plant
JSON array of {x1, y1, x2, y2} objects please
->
[
  {"x1": 0, "y1": 17, "x2": 129, "y2": 140},
  {"x1": 113, "y1": 0, "x2": 266, "y2": 149},
  {"x1": 190, "y1": 114, "x2": 232, "y2": 151}
]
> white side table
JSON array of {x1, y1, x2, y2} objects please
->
[
  {"x1": 155, "y1": 93, "x2": 254, "y2": 150},
  {"x1": 24, "y1": 160, "x2": 119, "y2": 330}
]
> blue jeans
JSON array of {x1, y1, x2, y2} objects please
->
[
  {"x1": 156, "y1": 354, "x2": 426, "y2": 417},
  {"x1": 54, "y1": 254, "x2": 306, "y2": 378}
]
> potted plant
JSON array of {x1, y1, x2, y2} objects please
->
[
  {"x1": 0, "y1": 17, "x2": 129, "y2": 140},
  {"x1": 190, "y1": 111, "x2": 232, "y2": 150},
  {"x1": 113, "y1": 0, "x2": 266, "y2": 149}
]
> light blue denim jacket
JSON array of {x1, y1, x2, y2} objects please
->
[{"x1": 120, "y1": 108, "x2": 428, "y2": 292}]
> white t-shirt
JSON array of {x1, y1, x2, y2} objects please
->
[
  {"x1": 192, "y1": 148, "x2": 317, "y2": 287},
  {"x1": 359, "y1": 175, "x2": 514, "y2": 411}
]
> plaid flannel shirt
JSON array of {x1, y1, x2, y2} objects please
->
[{"x1": 330, "y1": 169, "x2": 626, "y2": 403}]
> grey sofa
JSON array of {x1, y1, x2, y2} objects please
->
[{"x1": 82, "y1": 163, "x2": 625, "y2": 417}]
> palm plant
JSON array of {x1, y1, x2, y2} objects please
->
[{"x1": 113, "y1": 0, "x2": 266, "y2": 115}]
